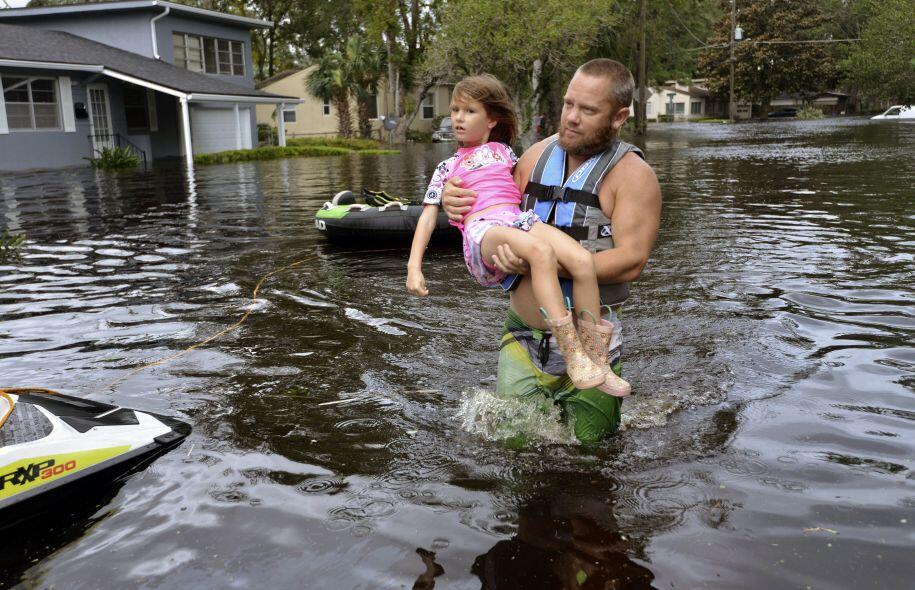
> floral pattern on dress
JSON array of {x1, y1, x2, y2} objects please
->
[{"x1": 423, "y1": 153, "x2": 461, "y2": 205}]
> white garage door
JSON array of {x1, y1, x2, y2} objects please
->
[{"x1": 190, "y1": 106, "x2": 252, "y2": 154}]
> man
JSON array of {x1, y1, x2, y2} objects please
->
[{"x1": 442, "y1": 59, "x2": 661, "y2": 443}]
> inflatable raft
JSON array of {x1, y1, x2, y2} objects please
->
[
  {"x1": 0, "y1": 388, "x2": 190, "y2": 528},
  {"x1": 314, "y1": 189, "x2": 461, "y2": 245}
]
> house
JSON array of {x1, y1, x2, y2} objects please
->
[
  {"x1": 254, "y1": 66, "x2": 453, "y2": 140},
  {"x1": 0, "y1": 0, "x2": 300, "y2": 171},
  {"x1": 634, "y1": 79, "x2": 748, "y2": 122},
  {"x1": 770, "y1": 91, "x2": 849, "y2": 115}
]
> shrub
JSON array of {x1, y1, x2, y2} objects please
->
[
  {"x1": 85, "y1": 146, "x2": 140, "y2": 169},
  {"x1": 0, "y1": 229, "x2": 25, "y2": 260},
  {"x1": 405, "y1": 129, "x2": 433, "y2": 143},
  {"x1": 797, "y1": 106, "x2": 825, "y2": 120},
  {"x1": 286, "y1": 136, "x2": 382, "y2": 151}
]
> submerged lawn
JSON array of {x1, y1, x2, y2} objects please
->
[{"x1": 195, "y1": 137, "x2": 399, "y2": 165}]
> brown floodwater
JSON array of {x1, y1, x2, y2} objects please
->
[{"x1": 0, "y1": 118, "x2": 913, "y2": 588}]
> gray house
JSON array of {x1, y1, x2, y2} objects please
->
[{"x1": 0, "y1": 0, "x2": 300, "y2": 171}]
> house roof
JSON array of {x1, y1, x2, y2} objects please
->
[
  {"x1": 0, "y1": 0, "x2": 271, "y2": 29},
  {"x1": 256, "y1": 67, "x2": 311, "y2": 89},
  {"x1": 0, "y1": 23, "x2": 298, "y2": 102}
]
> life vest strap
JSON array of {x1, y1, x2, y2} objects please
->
[{"x1": 524, "y1": 181, "x2": 602, "y2": 208}]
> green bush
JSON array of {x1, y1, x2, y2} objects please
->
[
  {"x1": 405, "y1": 129, "x2": 433, "y2": 143},
  {"x1": 0, "y1": 229, "x2": 25, "y2": 260},
  {"x1": 796, "y1": 106, "x2": 825, "y2": 120},
  {"x1": 286, "y1": 136, "x2": 381, "y2": 151},
  {"x1": 85, "y1": 146, "x2": 140, "y2": 169},
  {"x1": 194, "y1": 145, "x2": 351, "y2": 165}
]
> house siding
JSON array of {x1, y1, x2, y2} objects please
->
[
  {"x1": 0, "y1": 12, "x2": 156, "y2": 57},
  {"x1": 0, "y1": 68, "x2": 93, "y2": 171}
]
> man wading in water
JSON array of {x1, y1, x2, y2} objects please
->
[{"x1": 442, "y1": 59, "x2": 661, "y2": 443}]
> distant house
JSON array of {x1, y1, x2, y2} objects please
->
[
  {"x1": 0, "y1": 0, "x2": 300, "y2": 171},
  {"x1": 254, "y1": 67, "x2": 454, "y2": 140},
  {"x1": 634, "y1": 79, "x2": 747, "y2": 121},
  {"x1": 770, "y1": 92, "x2": 849, "y2": 115}
]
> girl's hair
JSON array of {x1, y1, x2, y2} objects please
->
[{"x1": 452, "y1": 74, "x2": 518, "y2": 145}]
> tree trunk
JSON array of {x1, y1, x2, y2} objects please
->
[
  {"x1": 333, "y1": 93, "x2": 353, "y2": 137},
  {"x1": 635, "y1": 0, "x2": 648, "y2": 135},
  {"x1": 268, "y1": 25, "x2": 276, "y2": 78},
  {"x1": 524, "y1": 58, "x2": 543, "y2": 149},
  {"x1": 393, "y1": 80, "x2": 436, "y2": 144},
  {"x1": 357, "y1": 98, "x2": 372, "y2": 138}
]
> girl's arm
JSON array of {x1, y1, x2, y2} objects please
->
[{"x1": 406, "y1": 204, "x2": 440, "y2": 296}]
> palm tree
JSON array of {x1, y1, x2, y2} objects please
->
[
  {"x1": 343, "y1": 35, "x2": 384, "y2": 139},
  {"x1": 305, "y1": 52, "x2": 353, "y2": 137}
]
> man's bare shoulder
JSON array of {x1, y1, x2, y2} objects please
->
[
  {"x1": 514, "y1": 136, "x2": 555, "y2": 181},
  {"x1": 605, "y1": 151, "x2": 659, "y2": 193}
]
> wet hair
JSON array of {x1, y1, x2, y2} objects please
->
[
  {"x1": 452, "y1": 74, "x2": 518, "y2": 145},
  {"x1": 576, "y1": 59, "x2": 635, "y2": 111}
]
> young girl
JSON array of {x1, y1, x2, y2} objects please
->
[{"x1": 406, "y1": 75, "x2": 629, "y2": 397}]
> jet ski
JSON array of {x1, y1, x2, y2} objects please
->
[
  {"x1": 0, "y1": 388, "x2": 190, "y2": 528},
  {"x1": 314, "y1": 189, "x2": 461, "y2": 245}
]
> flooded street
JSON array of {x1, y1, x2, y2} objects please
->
[{"x1": 1, "y1": 118, "x2": 913, "y2": 588}]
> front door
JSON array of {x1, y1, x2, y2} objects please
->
[{"x1": 87, "y1": 84, "x2": 114, "y2": 154}]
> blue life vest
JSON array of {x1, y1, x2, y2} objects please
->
[{"x1": 503, "y1": 136, "x2": 644, "y2": 306}]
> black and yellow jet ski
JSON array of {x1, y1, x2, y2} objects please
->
[{"x1": 0, "y1": 388, "x2": 190, "y2": 527}]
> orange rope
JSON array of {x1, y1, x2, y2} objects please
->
[{"x1": 3, "y1": 246, "x2": 406, "y2": 395}]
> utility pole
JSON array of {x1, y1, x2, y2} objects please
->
[
  {"x1": 729, "y1": 0, "x2": 737, "y2": 122},
  {"x1": 636, "y1": 0, "x2": 647, "y2": 135}
]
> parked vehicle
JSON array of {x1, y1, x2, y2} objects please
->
[
  {"x1": 871, "y1": 105, "x2": 915, "y2": 120},
  {"x1": 768, "y1": 107, "x2": 798, "y2": 118},
  {"x1": 432, "y1": 117, "x2": 455, "y2": 142}
]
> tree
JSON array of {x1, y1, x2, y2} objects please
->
[
  {"x1": 432, "y1": 0, "x2": 622, "y2": 147},
  {"x1": 343, "y1": 35, "x2": 385, "y2": 138},
  {"x1": 305, "y1": 53, "x2": 354, "y2": 137},
  {"x1": 698, "y1": 0, "x2": 837, "y2": 108},
  {"x1": 358, "y1": 0, "x2": 442, "y2": 143},
  {"x1": 841, "y1": 0, "x2": 915, "y2": 105}
]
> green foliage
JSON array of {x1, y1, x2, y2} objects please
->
[
  {"x1": 0, "y1": 230, "x2": 26, "y2": 260},
  {"x1": 85, "y1": 147, "x2": 140, "y2": 170},
  {"x1": 699, "y1": 0, "x2": 838, "y2": 106},
  {"x1": 194, "y1": 144, "x2": 399, "y2": 165},
  {"x1": 840, "y1": 0, "x2": 915, "y2": 104},
  {"x1": 405, "y1": 129, "x2": 433, "y2": 143},
  {"x1": 796, "y1": 106, "x2": 825, "y2": 119},
  {"x1": 286, "y1": 137, "x2": 382, "y2": 150}
]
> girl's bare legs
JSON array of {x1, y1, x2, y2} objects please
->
[{"x1": 481, "y1": 225, "x2": 605, "y2": 389}]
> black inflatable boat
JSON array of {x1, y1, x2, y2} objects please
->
[{"x1": 314, "y1": 189, "x2": 461, "y2": 245}]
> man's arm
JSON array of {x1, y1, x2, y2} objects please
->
[{"x1": 593, "y1": 154, "x2": 661, "y2": 283}]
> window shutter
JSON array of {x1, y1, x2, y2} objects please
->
[
  {"x1": 147, "y1": 89, "x2": 158, "y2": 132},
  {"x1": 59, "y1": 76, "x2": 76, "y2": 132},
  {"x1": 0, "y1": 73, "x2": 7, "y2": 134}
]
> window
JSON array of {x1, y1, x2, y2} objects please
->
[
  {"x1": 690, "y1": 101, "x2": 702, "y2": 115},
  {"x1": 283, "y1": 107, "x2": 296, "y2": 123},
  {"x1": 173, "y1": 32, "x2": 245, "y2": 76},
  {"x1": 421, "y1": 95, "x2": 434, "y2": 119},
  {"x1": 2, "y1": 76, "x2": 60, "y2": 130},
  {"x1": 366, "y1": 94, "x2": 378, "y2": 119},
  {"x1": 322, "y1": 99, "x2": 331, "y2": 116},
  {"x1": 675, "y1": 102, "x2": 685, "y2": 115},
  {"x1": 123, "y1": 85, "x2": 149, "y2": 132},
  {"x1": 646, "y1": 103, "x2": 653, "y2": 115}
]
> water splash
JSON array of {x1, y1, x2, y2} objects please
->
[{"x1": 456, "y1": 388, "x2": 579, "y2": 446}]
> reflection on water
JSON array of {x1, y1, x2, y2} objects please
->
[{"x1": 0, "y1": 118, "x2": 913, "y2": 588}]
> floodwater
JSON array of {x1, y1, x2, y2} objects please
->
[{"x1": 1, "y1": 118, "x2": 913, "y2": 588}]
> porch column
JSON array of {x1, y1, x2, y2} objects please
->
[
  {"x1": 179, "y1": 96, "x2": 193, "y2": 168},
  {"x1": 234, "y1": 103, "x2": 242, "y2": 150},
  {"x1": 277, "y1": 102, "x2": 286, "y2": 147}
]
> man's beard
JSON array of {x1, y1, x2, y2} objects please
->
[{"x1": 558, "y1": 115, "x2": 618, "y2": 158}]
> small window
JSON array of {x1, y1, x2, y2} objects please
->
[
  {"x1": 646, "y1": 103, "x2": 653, "y2": 115},
  {"x1": 173, "y1": 32, "x2": 244, "y2": 76},
  {"x1": 2, "y1": 76, "x2": 60, "y2": 130},
  {"x1": 675, "y1": 102, "x2": 685, "y2": 115},
  {"x1": 322, "y1": 99, "x2": 331, "y2": 116},
  {"x1": 366, "y1": 94, "x2": 378, "y2": 119},
  {"x1": 231, "y1": 41, "x2": 245, "y2": 76},
  {"x1": 283, "y1": 107, "x2": 296, "y2": 123},
  {"x1": 123, "y1": 84, "x2": 149, "y2": 132},
  {"x1": 421, "y1": 95, "x2": 434, "y2": 119},
  {"x1": 690, "y1": 101, "x2": 702, "y2": 115}
]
